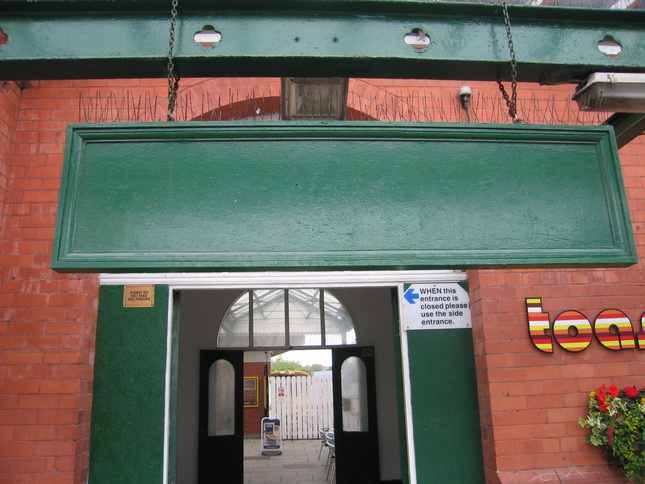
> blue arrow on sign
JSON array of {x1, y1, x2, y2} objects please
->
[{"x1": 404, "y1": 288, "x2": 419, "y2": 304}]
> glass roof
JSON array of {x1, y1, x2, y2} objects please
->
[{"x1": 217, "y1": 289, "x2": 356, "y2": 349}]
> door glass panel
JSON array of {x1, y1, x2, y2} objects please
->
[
  {"x1": 208, "y1": 359, "x2": 235, "y2": 436},
  {"x1": 218, "y1": 292, "x2": 250, "y2": 347},
  {"x1": 325, "y1": 292, "x2": 356, "y2": 345},
  {"x1": 253, "y1": 290, "x2": 287, "y2": 347},
  {"x1": 289, "y1": 289, "x2": 322, "y2": 346},
  {"x1": 340, "y1": 356, "x2": 368, "y2": 432}
]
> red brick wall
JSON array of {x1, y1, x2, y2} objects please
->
[
  {"x1": 244, "y1": 362, "x2": 268, "y2": 436},
  {"x1": 468, "y1": 135, "x2": 645, "y2": 483},
  {"x1": 0, "y1": 78, "x2": 642, "y2": 483},
  {"x1": 0, "y1": 80, "x2": 100, "y2": 484},
  {"x1": 0, "y1": 81, "x2": 20, "y2": 231}
]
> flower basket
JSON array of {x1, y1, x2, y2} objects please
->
[{"x1": 580, "y1": 385, "x2": 645, "y2": 482}]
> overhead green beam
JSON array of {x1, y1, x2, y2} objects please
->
[{"x1": 1, "y1": 1, "x2": 644, "y2": 83}]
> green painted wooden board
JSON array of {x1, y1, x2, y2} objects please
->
[
  {"x1": 53, "y1": 122, "x2": 635, "y2": 271},
  {"x1": 407, "y1": 328, "x2": 485, "y2": 483},
  {"x1": 89, "y1": 285, "x2": 169, "y2": 483}
]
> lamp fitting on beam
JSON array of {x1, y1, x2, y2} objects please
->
[{"x1": 573, "y1": 73, "x2": 645, "y2": 113}]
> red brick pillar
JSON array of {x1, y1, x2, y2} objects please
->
[{"x1": 0, "y1": 80, "x2": 99, "y2": 484}]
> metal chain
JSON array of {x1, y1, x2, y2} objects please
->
[
  {"x1": 498, "y1": 2, "x2": 522, "y2": 124},
  {"x1": 166, "y1": 0, "x2": 180, "y2": 122}
]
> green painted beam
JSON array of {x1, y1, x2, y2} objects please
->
[{"x1": 1, "y1": 1, "x2": 644, "y2": 83}]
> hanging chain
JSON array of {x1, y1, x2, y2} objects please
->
[
  {"x1": 166, "y1": 0, "x2": 180, "y2": 122},
  {"x1": 498, "y1": 2, "x2": 522, "y2": 124}
]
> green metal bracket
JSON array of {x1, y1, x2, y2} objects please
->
[
  {"x1": 1, "y1": 1, "x2": 644, "y2": 83},
  {"x1": 605, "y1": 113, "x2": 645, "y2": 149}
]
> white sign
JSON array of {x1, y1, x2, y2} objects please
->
[{"x1": 401, "y1": 283, "x2": 472, "y2": 330}]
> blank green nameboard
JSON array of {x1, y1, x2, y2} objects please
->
[{"x1": 53, "y1": 122, "x2": 635, "y2": 272}]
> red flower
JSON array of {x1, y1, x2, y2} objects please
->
[
  {"x1": 625, "y1": 386, "x2": 639, "y2": 398},
  {"x1": 608, "y1": 424, "x2": 614, "y2": 446},
  {"x1": 597, "y1": 384, "x2": 607, "y2": 394},
  {"x1": 607, "y1": 385, "x2": 619, "y2": 398},
  {"x1": 597, "y1": 392, "x2": 607, "y2": 405},
  {"x1": 599, "y1": 402, "x2": 611, "y2": 413}
]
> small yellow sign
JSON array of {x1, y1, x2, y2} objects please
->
[{"x1": 123, "y1": 285, "x2": 155, "y2": 308}]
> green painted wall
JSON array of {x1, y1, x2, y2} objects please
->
[
  {"x1": 407, "y1": 328, "x2": 485, "y2": 483},
  {"x1": 53, "y1": 122, "x2": 635, "y2": 271},
  {"x1": 89, "y1": 285, "x2": 169, "y2": 483}
]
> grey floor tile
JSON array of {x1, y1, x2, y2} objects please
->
[{"x1": 244, "y1": 439, "x2": 333, "y2": 484}]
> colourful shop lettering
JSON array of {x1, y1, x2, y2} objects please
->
[{"x1": 526, "y1": 298, "x2": 645, "y2": 353}]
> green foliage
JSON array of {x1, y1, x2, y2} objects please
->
[
  {"x1": 580, "y1": 384, "x2": 645, "y2": 482},
  {"x1": 271, "y1": 357, "x2": 304, "y2": 372},
  {"x1": 271, "y1": 357, "x2": 326, "y2": 376},
  {"x1": 306, "y1": 363, "x2": 325, "y2": 374}
]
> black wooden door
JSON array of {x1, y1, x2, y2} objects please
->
[
  {"x1": 332, "y1": 346, "x2": 380, "y2": 484},
  {"x1": 198, "y1": 350, "x2": 243, "y2": 484}
]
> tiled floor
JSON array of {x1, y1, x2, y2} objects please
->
[{"x1": 244, "y1": 439, "x2": 333, "y2": 484}]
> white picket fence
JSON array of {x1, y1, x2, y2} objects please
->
[{"x1": 268, "y1": 375, "x2": 333, "y2": 440}]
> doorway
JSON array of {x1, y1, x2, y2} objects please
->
[
  {"x1": 89, "y1": 270, "x2": 482, "y2": 483},
  {"x1": 198, "y1": 347, "x2": 380, "y2": 483},
  {"x1": 176, "y1": 288, "x2": 403, "y2": 483}
]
